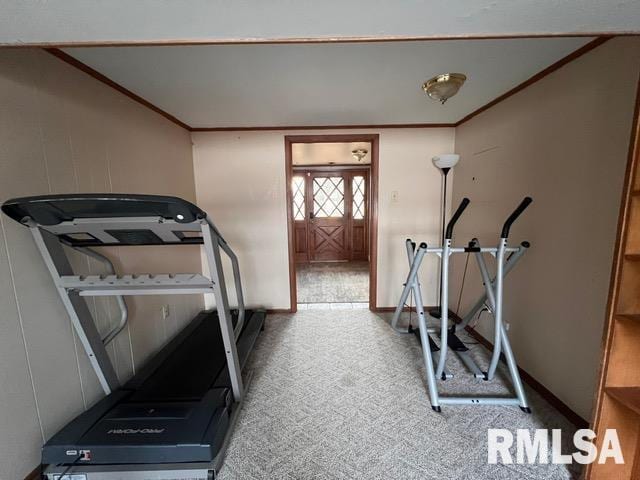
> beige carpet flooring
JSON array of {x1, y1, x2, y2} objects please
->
[
  {"x1": 218, "y1": 309, "x2": 580, "y2": 480},
  {"x1": 296, "y1": 261, "x2": 369, "y2": 303}
]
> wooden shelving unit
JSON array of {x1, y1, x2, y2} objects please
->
[
  {"x1": 587, "y1": 92, "x2": 640, "y2": 479},
  {"x1": 606, "y1": 387, "x2": 640, "y2": 417}
]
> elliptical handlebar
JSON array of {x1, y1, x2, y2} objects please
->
[
  {"x1": 501, "y1": 197, "x2": 532, "y2": 239},
  {"x1": 445, "y1": 198, "x2": 470, "y2": 240}
]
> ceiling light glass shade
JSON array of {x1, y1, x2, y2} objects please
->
[
  {"x1": 422, "y1": 73, "x2": 467, "y2": 104},
  {"x1": 351, "y1": 148, "x2": 368, "y2": 162},
  {"x1": 432, "y1": 154, "x2": 460, "y2": 169}
]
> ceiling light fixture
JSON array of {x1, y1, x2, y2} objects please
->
[
  {"x1": 352, "y1": 149, "x2": 368, "y2": 162},
  {"x1": 422, "y1": 73, "x2": 467, "y2": 104}
]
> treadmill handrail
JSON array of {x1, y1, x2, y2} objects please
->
[
  {"x1": 211, "y1": 219, "x2": 245, "y2": 339},
  {"x1": 74, "y1": 247, "x2": 128, "y2": 346}
]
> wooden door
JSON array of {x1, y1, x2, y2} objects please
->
[
  {"x1": 308, "y1": 172, "x2": 349, "y2": 261},
  {"x1": 292, "y1": 168, "x2": 370, "y2": 263}
]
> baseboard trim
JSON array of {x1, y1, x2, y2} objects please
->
[
  {"x1": 462, "y1": 325, "x2": 588, "y2": 428},
  {"x1": 265, "y1": 308, "x2": 294, "y2": 314},
  {"x1": 24, "y1": 466, "x2": 39, "y2": 480}
]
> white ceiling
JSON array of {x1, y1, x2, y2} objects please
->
[
  {"x1": 65, "y1": 37, "x2": 592, "y2": 128},
  {"x1": 1, "y1": 0, "x2": 638, "y2": 45},
  {"x1": 293, "y1": 143, "x2": 372, "y2": 166}
]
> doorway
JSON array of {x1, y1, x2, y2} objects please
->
[{"x1": 285, "y1": 134, "x2": 379, "y2": 311}]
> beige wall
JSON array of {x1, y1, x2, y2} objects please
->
[
  {"x1": 0, "y1": 49, "x2": 202, "y2": 479},
  {"x1": 292, "y1": 142, "x2": 372, "y2": 165},
  {"x1": 451, "y1": 37, "x2": 640, "y2": 420},
  {"x1": 192, "y1": 128, "x2": 455, "y2": 310}
]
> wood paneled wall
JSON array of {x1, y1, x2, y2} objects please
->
[{"x1": 0, "y1": 48, "x2": 202, "y2": 479}]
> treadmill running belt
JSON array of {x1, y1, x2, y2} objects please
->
[{"x1": 131, "y1": 315, "x2": 237, "y2": 402}]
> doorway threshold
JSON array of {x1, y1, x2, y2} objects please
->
[{"x1": 298, "y1": 302, "x2": 369, "y2": 310}]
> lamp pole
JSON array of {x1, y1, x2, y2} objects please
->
[
  {"x1": 428, "y1": 154, "x2": 459, "y2": 319},
  {"x1": 440, "y1": 167, "x2": 450, "y2": 248},
  {"x1": 428, "y1": 167, "x2": 449, "y2": 319}
]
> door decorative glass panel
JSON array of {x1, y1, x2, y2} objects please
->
[
  {"x1": 352, "y1": 175, "x2": 366, "y2": 220},
  {"x1": 313, "y1": 177, "x2": 345, "y2": 218},
  {"x1": 292, "y1": 176, "x2": 305, "y2": 220}
]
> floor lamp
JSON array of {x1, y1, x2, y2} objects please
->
[{"x1": 428, "y1": 153, "x2": 460, "y2": 319}]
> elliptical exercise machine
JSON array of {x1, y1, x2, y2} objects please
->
[{"x1": 391, "y1": 197, "x2": 532, "y2": 412}]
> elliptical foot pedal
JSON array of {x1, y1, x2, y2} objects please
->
[
  {"x1": 410, "y1": 328, "x2": 441, "y2": 352},
  {"x1": 428, "y1": 336, "x2": 440, "y2": 352},
  {"x1": 447, "y1": 330, "x2": 469, "y2": 352},
  {"x1": 520, "y1": 406, "x2": 532, "y2": 414}
]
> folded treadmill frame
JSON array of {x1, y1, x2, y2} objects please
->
[
  {"x1": 0, "y1": 194, "x2": 260, "y2": 479},
  {"x1": 2, "y1": 194, "x2": 247, "y2": 402}
]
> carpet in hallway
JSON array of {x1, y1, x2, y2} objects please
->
[{"x1": 296, "y1": 261, "x2": 369, "y2": 303}]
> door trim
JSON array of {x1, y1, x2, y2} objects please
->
[{"x1": 285, "y1": 133, "x2": 380, "y2": 312}]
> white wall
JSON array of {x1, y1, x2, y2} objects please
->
[
  {"x1": 0, "y1": 49, "x2": 202, "y2": 479},
  {"x1": 192, "y1": 128, "x2": 455, "y2": 310},
  {"x1": 450, "y1": 37, "x2": 640, "y2": 420}
]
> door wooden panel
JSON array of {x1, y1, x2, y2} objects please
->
[
  {"x1": 352, "y1": 224, "x2": 366, "y2": 258},
  {"x1": 294, "y1": 223, "x2": 308, "y2": 262},
  {"x1": 310, "y1": 223, "x2": 348, "y2": 261}
]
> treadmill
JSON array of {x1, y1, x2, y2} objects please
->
[{"x1": 1, "y1": 194, "x2": 266, "y2": 480}]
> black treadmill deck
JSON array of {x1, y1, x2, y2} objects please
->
[
  {"x1": 129, "y1": 314, "x2": 236, "y2": 402},
  {"x1": 42, "y1": 309, "x2": 265, "y2": 466}
]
